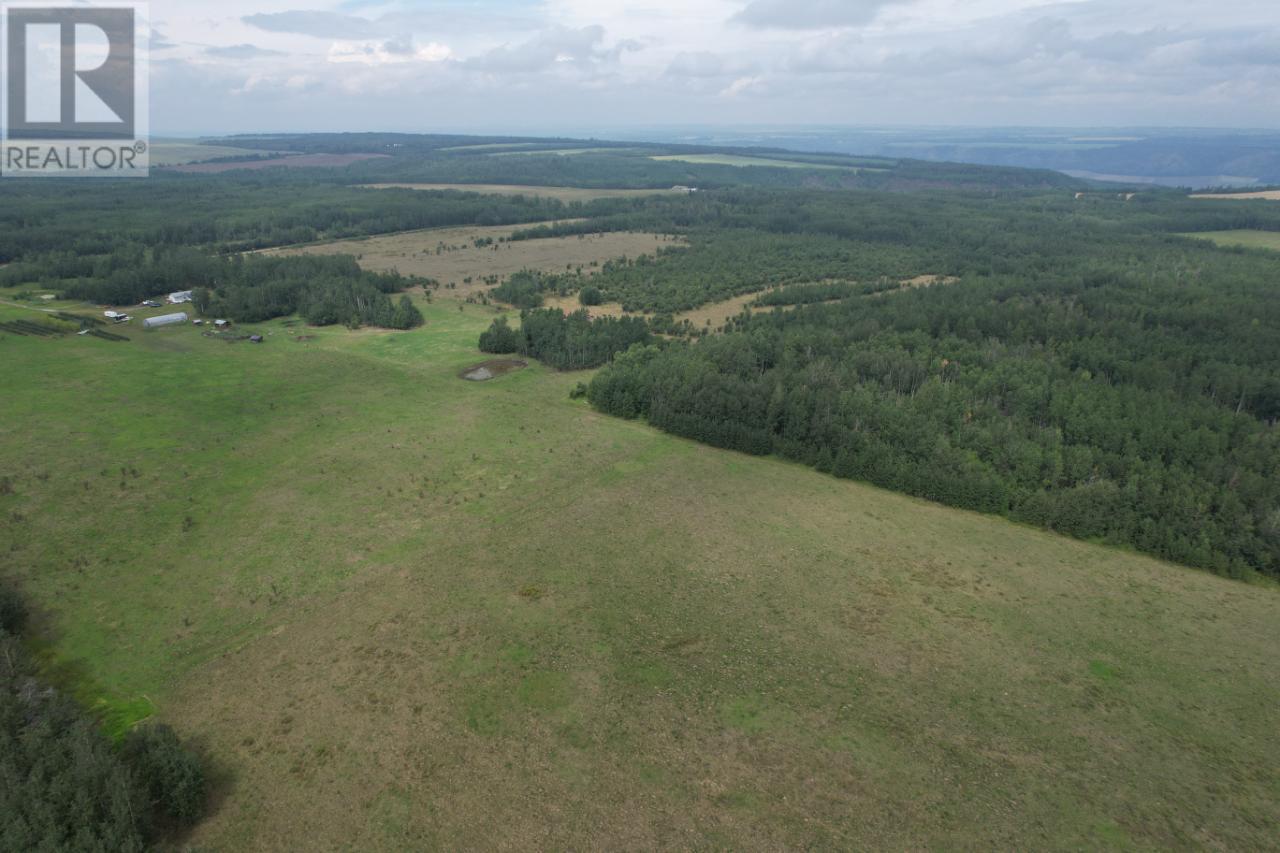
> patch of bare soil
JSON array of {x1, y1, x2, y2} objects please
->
[{"x1": 460, "y1": 359, "x2": 528, "y2": 382}]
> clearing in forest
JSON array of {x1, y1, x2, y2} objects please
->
[
  {"x1": 169, "y1": 153, "x2": 389, "y2": 173},
  {"x1": 1179, "y1": 230, "x2": 1280, "y2": 251},
  {"x1": 1190, "y1": 190, "x2": 1280, "y2": 200},
  {"x1": 264, "y1": 225, "x2": 681, "y2": 292}
]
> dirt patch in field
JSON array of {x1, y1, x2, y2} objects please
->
[
  {"x1": 169, "y1": 153, "x2": 389, "y2": 174},
  {"x1": 901, "y1": 275, "x2": 959, "y2": 289},
  {"x1": 460, "y1": 359, "x2": 527, "y2": 381},
  {"x1": 541, "y1": 294, "x2": 629, "y2": 320},
  {"x1": 676, "y1": 291, "x2": 776, "y2": 329}
]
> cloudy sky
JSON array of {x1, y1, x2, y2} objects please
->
[{"x1": 144, "y1": 0, "x2": 1280, "y2": 134}]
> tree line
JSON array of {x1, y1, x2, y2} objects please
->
[
  {"x1": 480, "y1": 309, "x2": 651, "y2": 371},
  {"x1": 1, "y1": 587, "x2": 207, "y2": 849}
]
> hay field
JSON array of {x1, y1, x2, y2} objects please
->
[{"x1": 264, "y1": 226, "x2": 680, "y2": 291}]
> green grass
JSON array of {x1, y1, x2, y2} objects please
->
[
  {"x1": 1180, "y1": 229, "x2": 1280, "y2": 251},
  {"x1": 1, "y1": 293, "x2": 1277, "y2": 849}
]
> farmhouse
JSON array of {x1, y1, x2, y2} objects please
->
[{"x1": 168, "y1": 290, "x2": 194, "y2": 304}]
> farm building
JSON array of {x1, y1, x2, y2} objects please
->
[
  {"x1": 143, "y1": 312, "x2": 189, "y2": 330},
  {"x1": 168, "y1": 290, "x2": 194, "y2": 304}
]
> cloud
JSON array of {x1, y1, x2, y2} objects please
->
[
  {"x1": 720, "y1": 75, "x2": 768, "y2": 97},
  {"x1": 205, "y1": 43, "x2": 287, "y2": 60},
  {"x1": 732, "y1": 0, "x2": 902, "y2": 30},
  {"x1": 465, "y1": 26, "x2": 640, "y2": 74},
  {"x1": 666, "y1": 51, "x2": 729, "y2": 78},
  {"x1": 242, "y1": 11, "x2": 383, "y2": 40},
  {"x1": 327, "y1": 39, "x2": 452, "y2": 65}
]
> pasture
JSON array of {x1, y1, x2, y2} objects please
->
[
  {"x1": 264, "y1": 226, "x2": 681, "y2": 291},
  {"x1": 1, "y1": 293, "x2": 1277, "y2": 849}
]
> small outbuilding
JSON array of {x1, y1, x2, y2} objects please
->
[
  {"x1": 168, "y1": 290, "x2": 194, "y2": 304},
  {"x1": 143, "y1": 312, "x2": 189, "y2": 330},
  {"x1": 214, "y1": 319, "x2": 230, "y2": 328}
]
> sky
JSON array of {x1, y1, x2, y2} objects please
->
[{"x1": 140, "y1": 0, "x2": 1280, "y2": 134}]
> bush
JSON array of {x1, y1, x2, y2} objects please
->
[
  {"x1": 122, "y1": 724, "x2": 207, "y2": 824},
  {"x1": 579, "y1": 285, "x2": 603, "y2": 306},
  {"x1": 479, "y1": 316, "x2": 521, "y2": 354},
  {"x1": 491, "y1": 271, "x2": 546, "y2": 309}
]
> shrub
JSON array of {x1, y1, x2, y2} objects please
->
[
  {"x1": 579, "y1": 285, "x2": 603, "y2": 306},
  {"x1": 0, "y1": 586, "x2": 26, "y2": 633}
]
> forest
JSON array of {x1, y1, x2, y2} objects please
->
[{"x1": 574, "y1": 195, "x2": 1280, "y2": 579}]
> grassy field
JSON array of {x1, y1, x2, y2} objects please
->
[
  {"x1": 148, "y1": 142, "x2": 285, "y2": 166},
  {"x1": 361, "y1": 183, "x2": 681, "y2": 202},
  {"x1": 264, "y1": 226, "x2": 681, "y2": 292},
  {"x1": 650, "y1": 154, "x2": 866, "y2": 171},
  {"x1": 1180, "y1": 230, "x2": 1280, "y2": 250},
  {"x1": 1, "y1": 291, "x2": 1277, "y2": 849}
]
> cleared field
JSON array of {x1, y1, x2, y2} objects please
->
[
  {"x1": 438, "y1": 142, "x2": 546, "y2": 152},
  {"x1": 170, "y1": 153, "x2": 389, "y2": 174},
  {"x1": 490, "y1": 147, "x2": 654, "y2": 157},
  {"x1": 2, "y1": 295, "x2": 1277, "y2": 850},
  {"x1": 651, "y1": 154, "x2": 865, "y2": 171},
  {"x1": 1180, "y1": 230, "x2": 1280, "y2": 251},
  {"x1": 1191, "y1": 190, "x2": 1280, "y2": 200},
  {"x1": 149, "y1": 142, "x2": 286, "y2": 166},
  {"x1": 264, "y1": 226, "x2": 680, "y2": 292},
  {"x1": 361, "y1": 183, "x2": 680, "y2": 202}
]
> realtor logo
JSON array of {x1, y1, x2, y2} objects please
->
[{"x1": 2, "y1": 1, "x2": 149, "y2": 176}]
